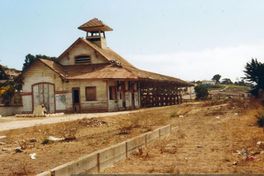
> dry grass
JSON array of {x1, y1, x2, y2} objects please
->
[
  {"x1": 0, "y1": 107, "x2": 173, "y2": 175},
  {"x1": 9, "y1": 161, "x2": 32, "y2": 176},
  {"x1": 118, "y1": 111, "x2": 169, "y2": 135},
  {"x1": 1, "y1": 97, "x2": 263, "y2": 175},
  {"x1": 104, "y1": 98, "x2": 264, "y2": 174}
]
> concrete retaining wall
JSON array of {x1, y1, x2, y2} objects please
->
[
  {"x1": 146, "y1": 128, "x2": 160, "y2": 144},
  {"x1": 126, "y1": 134, "x2": 146, "y2": 155},
  {"x1": 99, "y1": 141, "x2": 126, "y2": 171},
  {"x1": 159, "y1": 124, "x2": 171, "y2": 137},
  {"x1": 37, "y1": 124, "x2": 171, "y2": 176}
]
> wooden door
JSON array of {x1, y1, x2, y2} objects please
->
[{"x1": 32, "y1": 83, "x2": 55, "y2": 113}]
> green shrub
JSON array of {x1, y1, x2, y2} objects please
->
[
  {"x1": 256, "y1": 113, "x2": 264, "y2": 127},
  {"x1": 195, "y1": 84, "x2": 209, "y2": 100},
  {"x1": 207, "y1": 84, "x2": 224, "y2": 90}
]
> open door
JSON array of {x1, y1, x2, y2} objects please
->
[{"x1": 72, "y1": 88, "x2": 80, "y2": 113}]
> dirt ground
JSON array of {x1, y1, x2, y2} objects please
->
[
  {"x1": 104, "y1": 98, "x2": 264, "y2": 174},
  {"x1": 1, "y1": 96, "x2": 264, "y2": 175},
  {"x1": 0, "y1": 111, "x2": 137, "y2": 132},
  {"x1": 0, "y1": 106, "x2": 170, "y2": 175}
]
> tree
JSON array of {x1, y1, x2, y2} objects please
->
[
  {"x1": 0, "y1": 66, "x2": 8, "y2": 80},
  {"x1": 194, "y1": 84, "x2": 209, "y2": 100},
  {"x1": 212, "y1": 74, "x2": 221, "y2": 84},
  {"x1": 22, "y1": 54, "x2": 56, "y2": 71},
  {"x1": 244, "y1": 58, "x2": 264, "y2": 97},
  {"x1": 221, "y1": 78, "x2": 233, "y2": 85}
]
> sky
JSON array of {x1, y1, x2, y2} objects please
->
[{"x1": 1, "y1": 0, "x2": 264, "y2": 82}]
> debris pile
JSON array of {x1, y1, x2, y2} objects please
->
[
  {"x1": 42, "y1": 135, "x2": 76, "y2": 145},
  {"x1": 47, "y1": 136, "x2": 64, "y2": 142},
  {"x1": 78, "y1": 118, "x2": 108, "y2": 127},
  {"x1": 234, "y1": 142, "x2": 264, "y2": 164},
  {"x1": 1, "y1": 137, "x2": 38, "y2": 154},
  {"x1": 257, "y1": 141, "x2": 264, "y2": 149},
  {"x1": 29, "y1": 153, "x2": 37, "y2": 160},
  {"x1": 161, "y1": 144, "x2": 177, "y2": 154},
  {"x1": 236, "y1": 148, "x2": 256, "y2": 161},
  {"x1": 118, "y1": 126, "x2": 132, "y2": 135}
]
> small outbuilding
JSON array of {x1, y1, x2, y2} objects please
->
[{"x1": 21, "y1": 18, "x2": 191, "y2": 113}]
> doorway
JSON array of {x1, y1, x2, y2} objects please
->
[
  {"x1": 131, "y1": 92, "x2": 135, "y2": 109},
  {"x1": 32, "y1": 82, "x2": 55, "y2": 113},
  {"x1": 72, "y1": 88, "x2": 80, "y2": 113}
]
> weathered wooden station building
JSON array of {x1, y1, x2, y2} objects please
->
[{"x1": 21, "y1": 18, "x2": 191, "y2": 113}]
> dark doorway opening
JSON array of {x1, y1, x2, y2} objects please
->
[
  {"x1": 72, "y1": 88, "x2": 80, "y2": 113},
  {"x1": 131, "y1": 92, "x2": 135, "y2": 109}
]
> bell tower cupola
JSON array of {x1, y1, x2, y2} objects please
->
[{"x1": 78, "y1": 18, "x2": 113, "y2": 49}]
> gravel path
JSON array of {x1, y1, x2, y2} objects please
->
[{"x1": 0, "y1": 110, "x2": 139, "y2": 132}]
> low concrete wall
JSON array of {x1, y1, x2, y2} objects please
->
[
  {"x1": 99, "y1": 142, "x2": 126, "y2": 171},
  {"x1": 159, "y1": 124, "x2": 171, "y2": 137},
  {"x1": 126, "y1": 134, "x2": 146, "y2": 155},
  {"x1": 0, "y1": 106, "x2": 22, "y2": 116},
  {"x1": 146, "y1": 128, "x2": 160, "y2": 144},
  {"x1": 37, "y1": 124, "x2": 171, "y2": 176},
  {"x1": 50, "y1": 153, "x2": 98, "y2": 176}
]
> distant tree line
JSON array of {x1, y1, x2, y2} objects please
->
[
  {"x1": 193, "y1": 58, "x2": 264, "y2": 99},
  {"x1": 22, "y1": 54, "x2": 56, "y2": 71},
  {"x1": 244, "y1": 58, "x2": 264, "y2": 97}
]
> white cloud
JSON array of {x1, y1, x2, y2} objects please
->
[{"x1": 126, "y1": 43, "x2": 264, "y2": 82}]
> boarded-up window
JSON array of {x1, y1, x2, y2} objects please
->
[
  {"x1": 75, "y1": 55, "x2": 91, "y2": 64},
  {"x1": 109, "y1": 86, "x2": 117, "y2": 100},
  {"x1": 85, "y1": 87, "x2": 96, "y2": 101}
]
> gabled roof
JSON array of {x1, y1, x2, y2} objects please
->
[
  {"x1": 29, "y1": 58, "x2": 191, "y2": 86},
  {"x1": 83, "y1": 39, "x2": 135, "y2": 68},
  {"x1": 39, "y1": 59, "x2": 66, "y2": 78},
  {"x1": 78, "y1": 18, "x2": 113, "y2": 32},
  {"x1": 124, "y1": 66, "x2": 190, "y2": 86},
  {"x1": 64, "y1": 64, "x2": 138, "y2": 80},
  {"x1": 22, "y1": 59, "x2": 66, "y2": 80},
  {"x1": 49, "y1": 36, "x2": 192, "y2": 86},
  {"x1": 57, "y1": 38, "x2": 135, "y2": 68}
]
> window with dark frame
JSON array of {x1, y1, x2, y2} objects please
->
[
  {"x1": 128, "y1": 81, "x2": 134, "y2": 91},
  {"x1": 128, "y1": 81, "x2": 131, "y2": 91},
  {"x1": 85, "y1": 87, "x2": 96, "y2": 101},
  {"x1": 109, "y1": 86, "x2": 117, "y2": 100},
  {"x1": 75, "y1": 55, "x2": 91, "y2": 64}
]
